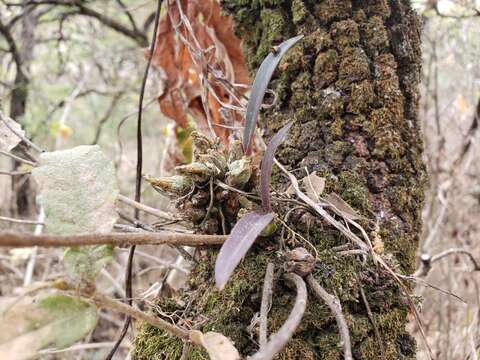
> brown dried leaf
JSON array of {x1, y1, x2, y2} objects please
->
[
  {"x1": 302, "y1": 172, "x2": 326, "y2": 202},
  {"x1": 190, "y1": 330, "x2": 240, "y2": 360},
  {"x1": 286, "y1": 172, "x2": 326, "y2": 202},
  {"x1": 324, "y1": 192, "x2": 360, "y2": 221},
  {"x1": 151, "y1": 0, "x2": 249, "y2": 149}
]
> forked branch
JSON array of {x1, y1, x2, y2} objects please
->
[{"x1": 415, "y1": 248, "x2": 480, "y2": 277}]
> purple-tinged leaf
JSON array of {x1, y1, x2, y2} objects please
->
[
  {"x1": 243, "y1": 35, "x2": 304, "y2": 155},
  {"x1": 260, "y1": 122, "x2": 293, "y2": 212},
  {"x1": 215, "y1": 211, "x2": 274, "y2": 290}
]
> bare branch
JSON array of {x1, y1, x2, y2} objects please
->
[
  {"x1": 0, "y1": 231, "x2": 226, "y2": 248},
  {"x1": 117, "y1": 194, "x2": 178, "y2": 221},
  {"x1": 0, "y1": 215, "x2": 43, "y2": 225},
  {"x1": 0, "y1": 18, "x2": 25, "y2": 77},
  {"x1": 432, "y1": 248, "x2": 480, "y2": 268},
  {"x1": 6, "y1": 0, "x2": 149, "y2": 46},
  {"x1": 71, "y1": 2, "x2": 148, "y2": 46},
  {"x1": 451, "y1": 97, "x2": 479, "y2": 172},
  {"x1": 115, "y1": 0, "x2": 141, "y2": 35},
  {"x1": 0, "y1": 170, "x2": 31, "y2": 176},
  {"x1": 306, "y1": 274, "x2": 352, "y2": 360},
  {"x1": 415, "y1": 248, "x2": 480, "y2": 277},
  {"x1": 90, "y1": 91, "x2": 124, "y2": 144},
  {"x1": 429, "y1": 3, "x2": 480, "y2": 18},
  {"x1": 0, "y1": 150, "x2": 37, "y2": 166},
  {"x1": 250, "y1": 273, "x2": 307, "y2": 360}
]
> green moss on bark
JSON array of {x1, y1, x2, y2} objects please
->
[{"x1": 133, "y1": 0, "x2": 425, "y2": 359}]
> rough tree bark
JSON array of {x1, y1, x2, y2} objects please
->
[
  {"x1": 134, "y1": 0, "x2": 426, "y2": 359},
  {"x1": 9, "y1": 2, "x2": 38, "y2": 217}
]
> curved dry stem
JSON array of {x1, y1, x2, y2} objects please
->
[
  {"x1": 306, "y1": 274, "x2": 352, "y2": 360},
  {"x1": 250, "y1": 273, "x2": 307, "y2": 360},
  {"x1": 0, "y1": 150, "x2": 37, "y2": 166}
]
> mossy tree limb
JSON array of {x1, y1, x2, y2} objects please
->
[{"x1": 133, "y1": 0, "x2": 426, "y2": 359}]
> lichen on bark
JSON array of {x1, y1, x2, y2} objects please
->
[{"x1": 133, "y1": 0, "x2": 426, "y2": 359}]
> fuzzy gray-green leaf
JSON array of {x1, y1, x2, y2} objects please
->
[{"x1": 32, "y1": 145, "x2": 119, "y2": 283}]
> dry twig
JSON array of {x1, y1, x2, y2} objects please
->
[
  {"x1": 117, "y1": 194, "x2": 178, "y2": 221},
  {"x1": 0, "y1": 150, "x2": 37, "y2": 166},
  {"x1": 76, "y1": 289, "x2": 190, "y2": 340},
  {"x1": 0, "y1": 215, "x2": 43, "y2": 225},
  {"x1": 0, "y1": 232, "x2": 226, "y2": 248}
]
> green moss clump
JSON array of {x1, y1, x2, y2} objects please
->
[
  {"x1": 319, "y1": 89, "x2": 344, "y2": 118},
  {"x1": 276, "y1": 338, "x2": 316, "y2": 360},
  {"x1": 361, "y1": 16, "x2": 389, "y2": 56},
  {"x1": 313, "y1": 49, "x2": 339, "y2": 88},
  {"x1": 291, "y1": 0, "x2": 308, "y2": 24},
  {"x1": 347, "y1": 80, "x2": 375, "y2": 114},
  {"x1": 291, "y1": 72, "x2": 313, "y2": 107},
  {"x1": 374, "y1": 53, "x2": 398, "y2": 79},
  {"x1": 338, "y1": 47, "x2": 370, "y2": 83},
  {"x1": 133, "y1": 325, "x2": 186, "y2": 360},
  {"x1": 337, "y1": 170, "x2": 371, "y2": 213},
  {"x1": 329, "y1": 117, "x2": 344, "y2": 138},
  {"x1": 353, "y1": 308, "x2": 415, "y2": 359},
  {"x1": 372, "y1": 124, "x2": 405, "y2": 161},
  {"x1": 254, "y1": 8, "x2": 288, "y2": 68},
  {"x1": 363, "y1": 0, "x2": 391, "y2": 19},
  {"x1": 331, "y1": 20, "x2": 360, "y2": 50},
  {"x1": 303, "y1": 29, "x2": 333, "y2": 54},
  {"x1": 314, "y1": 0, "x2": 352, "y2": 24}
]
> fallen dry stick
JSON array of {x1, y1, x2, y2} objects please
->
[{"x1": 0, "y1": 232, "x2": 226, "y2": 248}]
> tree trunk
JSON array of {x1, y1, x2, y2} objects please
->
[
  {"x1": 133, "y1": 0, "x2": 425, "y2": 359},
  {"x1": 10, "y1": 2, "x2": 38, "y2": 217}
]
